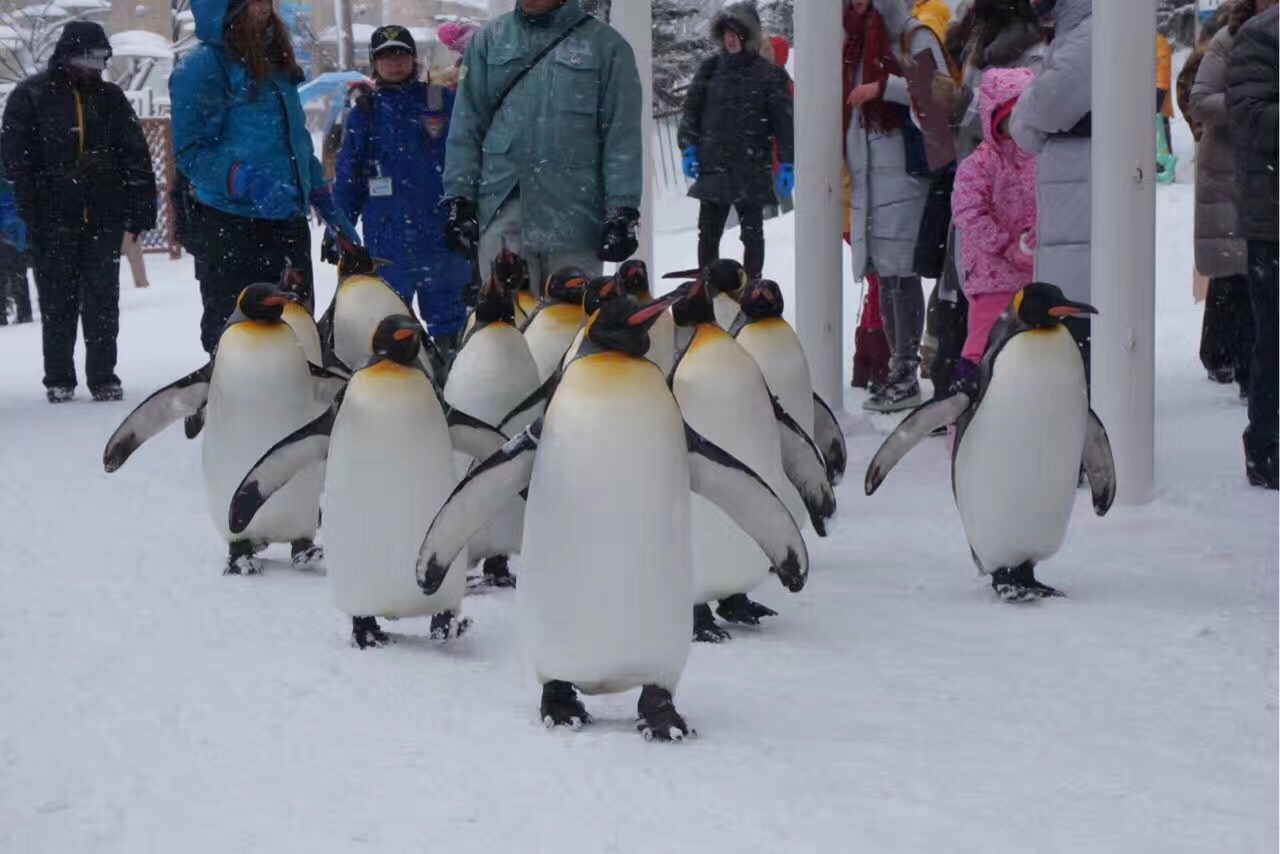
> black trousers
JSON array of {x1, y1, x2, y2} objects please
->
[
  {"x1": 1199, "y1": 274, "x2": 1253, "y2": 387},
  {"x1": 31, "y1": 228, "x2": 122, "y2": 390},
  {"x1": 193, "y1": 205, "x2": 312, "y2": 353},
  {"x1": 0, "y1": 240, "x2": 32, "y2": 324},
  {"x1": 698, "y1": 201, "x2": 764, "y2": 278},
  {"x1": 1245, "y1": 241, "x2": 1278, "y2": 465}
]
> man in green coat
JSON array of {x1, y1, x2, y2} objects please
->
[{"x1": 441, "y1": 0, "x2": 643, "y2": 293}]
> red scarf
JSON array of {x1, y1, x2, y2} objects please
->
[{"x1": 843, "y1": 4, "x2": 904, "y2": 135}]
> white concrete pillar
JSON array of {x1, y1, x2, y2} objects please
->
[
  {"x1": 793, "y1": 0, "x2": 846, "y2": 406},
  {"x1": 609, "y1": 0, "x2": 655, "y2": 272},
  {"x1": 1091, "y1": 0, "x2": 1157, "y2": 503}
]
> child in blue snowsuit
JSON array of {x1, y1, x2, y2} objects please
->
[{"x1": 334, "y1": 25, "x2": 470, "y2": 350}]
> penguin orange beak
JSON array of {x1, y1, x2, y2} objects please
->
[
  {"x1": 661, "y1": 267, "x2": 702, "y2": 280},
  {"x1": 1049, "y1": 301, "x2": 1098, "y2": 318},
  {"x1": 626, "y1": 291, "x2": 682, "y2": 327}
]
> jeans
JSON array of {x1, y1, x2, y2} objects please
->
[
  {"x1": 877, "y1": 273, "x2": 924, "y2": 376},
  {"x1": 697, "y1": 201, "x2": 764, "y2": 278},
  {"x1": 1245, "y1": 241, "x2": 1278, "y2": 467},
  {"x1": 31, "y1": 228, "x2": 122, "y2": 389}
]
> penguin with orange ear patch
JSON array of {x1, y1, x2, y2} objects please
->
[
  {"x1": 521, "y1": 267, "x2": 588, "y2": 382},
  {"x1": 617, "y1": 260, "x2": 675, "y2": 376}
]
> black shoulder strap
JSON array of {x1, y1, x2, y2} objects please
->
[{"x1": 492, "y1": 14, "x2": 592, "y2": 115}]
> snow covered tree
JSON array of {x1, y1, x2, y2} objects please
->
[
  {"x1": 758, "y1": 0, "x2": 792, "y2": 43},
  {"x1": 653, "y1": 0, "x2": 712, "y2": 115},
  {"x1": 0, "y1": 1, "x2": 110, "y2": 86}
]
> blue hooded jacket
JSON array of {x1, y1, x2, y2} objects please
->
[
  {"x1": 334, "y1": 81, "x2": 455, "y2": 265},
  {"x1": 169, "y1": 0, "x2": 325, "y2": 220}
]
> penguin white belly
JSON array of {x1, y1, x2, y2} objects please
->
[
  {"x1": 674, "y1": 327, "x2": 805, "y2": 603},
  {"x1": 954, "y1": 328, "x2": 1088, "y2": 572},
  {"x1": 324, "y1": 363, "x2": 466, "y2": 618},
  {"x1": 334, "y1": 277, "x2": 413, "y2": 371},
  {"x1": 202, "y1": 324, "x2": 325, "y2": 544},
  {"x1": 524, "y1": 305, "x2": 584, "y2": 382},
  {"x1": 520, "y1": 355, "x2": 692, "y2": 695},
  {"x1": 647, "y1": 309, "x2": 677, "y2": 377},
  {"x1": 562, "y1": 325, "x2": 588, "y2": 371},
  {"x1": 737, "y1": 319, "x2": 816, "y2": 438},
  {"x1": 714, "y1": 293, "x2": 740, "y2": 330},
  {"x1": 282, "y1": 301, "x2": 323, "y2": 366},
  {"x1": 444, "y1": 324, "x2": 540, "y2": 561}
]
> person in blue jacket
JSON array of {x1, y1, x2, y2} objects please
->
[
  {"x1": 170, "y1": 0, "x2": 358, "y2": 353},
  {"x1": 331, "y1": 25, "x2": 471, "y2": 354},
  {"x1": 0, "y1": 177, "x2": 32, "y2": 325}
]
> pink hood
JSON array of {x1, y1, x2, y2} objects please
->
[
  {"x1": 437, "y1": 21, "x2": 479, "y2": 55},
  {"x1": 980, "y1": 66, "x2": 1035, "y2": 154}
]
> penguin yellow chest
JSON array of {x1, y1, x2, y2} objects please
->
[
  {"x1": 524, "y1": 303, "x2": 585, "y2": 382},
  {"x1": 520, "y1": 353, "x2": 693, "y2": 695}
]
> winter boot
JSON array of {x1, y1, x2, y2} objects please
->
[
  {"x1": 46, "y1": 386, "x2": 74, "y2": 404},
  {"x1": 90, "y1": 382, "x2": 123, "y2": 402},
  {"x1": 863, "y1": 367, "x2": 922, "y2": 413}
]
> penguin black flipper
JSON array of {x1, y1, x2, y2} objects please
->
[
  {"x1": 228, "y1": 390, "x2": 346, "y2": 535},
  {"x1": 498, "y1": 369, "x2": 559, "y2": 433},
  {"x1": 771, "y1": 396, "x2": 836, "y2": 536},
  {"x1": 103, "y1": 363, "x2": 212, "y2": 472},
  {"x1": 864, "y1": 393, "x2": 972, "y2": 496},
  {"x1": 446, "y1": 408, "x2": 508, "y2": 461},
  {"x1": 812, "y1": 393, "x2": 848, "y2": 485},
  {"x1": 685, "y1": 423, "x2": 810, "y2": 592},
  {"x1": 417, "y1": 422, "x2": 542, "y2": 594},
  {"x1": 1083, "y1": 408, "x2": 1117, "y2": 516},
  {"x1": 316, "y1": 294, "x2": 339, "y2": 369}
]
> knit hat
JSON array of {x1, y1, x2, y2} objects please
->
[
  {"x1": 52, "y1": 21, "x2": 112, "y2": 70},
  {"x1": 436, "y1": 21, "x2": 480, "y2": 55},
  {"x1": 370, "y1": 24, "x2": 417, "y2": 57}
]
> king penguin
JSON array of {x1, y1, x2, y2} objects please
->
[
  {"x1": 462, "y1": 245, "x2": 536, "y2": 340},
  {"x1": 103, "y1": 284, "x2": 346, "y2": 574},
  {"x1": 415, "y1": 293, "x2": 809, "y2": 741},
  {"x1": 664, "y1": 259, "x2": 749, "y2": 331},
  {"x1": 730, "y1": 279, "x2": 848, "y2": 485},
  {"x1": 521, "y1": 267, "x2": 588, "y2": 382},
  {"x1": 229, "y1": 316, "x2": 509, "y2": 647},
  {"x1": 445, "y1": 254, "x2": 544, "y2": 589},
  {"x1": 865, "y1": 283, "x2": 1117, "y2": 601},
  {"x1": 670, "y1": 273, "x2": 835, "y2": 641},
  {"x1": 560, "y1": 274, "x2": 624, "y2": 370},
  {"x1": 617, "y1": 260, "x2": 676, "y2": 378}
]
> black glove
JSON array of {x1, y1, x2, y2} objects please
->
[
  {"x1": 320, "y1": 230, "x2": 339, "y2": 265},
  {"x1": 442, "y1": 196, "x2": 479, "y2": 256},
  {"x1": 597, "y1": 207, "x2": 640, "y2": 263}
]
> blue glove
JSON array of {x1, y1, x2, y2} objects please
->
[
  {"x1": 681, "y1": 146, "x2": 699, "y2": 179},
  {"x1": 775, "y1": 163, "x2": 795, "y2": 199},
  {"x1": 310, "y1": 186, "x2": 361, "y2": 246},
  {"x1": 230, "y1": 164, "x2": 300, "y2": 215}
]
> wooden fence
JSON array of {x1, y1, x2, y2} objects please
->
[{"x1": 137, "y1": 117, "x2": 181, "y2": 259}]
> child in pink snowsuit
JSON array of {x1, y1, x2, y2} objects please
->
[{"x1": 952, "y1": 67, "x2": 1038, "y2": 365}]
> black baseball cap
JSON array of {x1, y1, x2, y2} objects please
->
[{"x1": 370, "y1": 25, "x2": 417, "y2": 57}]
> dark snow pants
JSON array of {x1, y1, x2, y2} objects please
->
[
  {"x1": 31, "y1": 228, "x2": 122, "y2": 390},
  {"x1": 698, "y1": 201, "x2": 765, "y2": 278},
  {"x1": 193, "y1": 205, "x2": 312, "y2": 354},
  {"x1": 1200, "y1": 274, "x2": 1253, "y2": 389},
  {"x1": 1245, "y1": 241, "x2": 1278, "y2": 467},
  {"x1": 0, "y1": 239, "x2": 32, "y2": 324}
]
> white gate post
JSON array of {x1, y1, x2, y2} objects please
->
[{"x1": 610, "y1": 0, "x2": 655, "y2": 272}]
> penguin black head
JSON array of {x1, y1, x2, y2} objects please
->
[
  {"x1": 336, "y1": 234, "x2": 391, "y2": 279},
  {"x1": 371, "y1": 314, "x2": 422, "y2": 365},
  {"x1": 474, "y1": 267, "x2": 517, "y2": 325},
  {"x1": 670, "y1": 272, "x2": 716, "y2": 328},
  {"x1": 583, "y1": 275, "x2": 623, "y2": 316},
  {"x1": 617, "y1": 259, "x2": 650, "y2": 298},
  {"x1": 544, "y1": 267, "x2": 590, "y2": 305},
  {"x1": 236, "y1": 283, "x2": 290, "y2": 324},
  {"x1": 586, "y1": 291, "x2": 685, "y2": 358},
  {"x1": 662, "y1": 258, "x2": 748, "y2": 300},
  {"x1": 491, "y1": 243, "x2": 524, "y2": 292},
  {"x1": 1013, "y1": 282, "x2": 1098, "y2": 329},
  {"x1": 739, "y1": 278, "x2": 786, "y2": 321}
]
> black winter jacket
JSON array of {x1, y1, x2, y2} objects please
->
[
  {"x1": 1226, "y1": 6, "x2": 1278, "y2": 243},
  {"x1": 0, "y1": 63, "x2": 157, "y2": 244},
  {"x1": 678, "y1": 51, "x2": 794, "y2": 207}
]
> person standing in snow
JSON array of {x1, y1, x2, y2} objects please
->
[
  {"x1": 1188, "y1": 0, "x2": 1264, "y2": 399},
  {"x1": 1008, "y1": 0, "x2": 1093, "y2": 376},
  {"x1": 843, "y1": 0, "x2": 949, "y2": 413},
  {"x1": 1226, "y1": 1, "x2": 1279, "y2": 490},
  {"x1": 0, "y1": 22, "x2": 156, "y2": 403},
  {"x1": 951, "y1": 67, "x2": 1037, "y2": 373},
  {"x1": 0, "y1": 177, "x2": 33, "y2": 326},
  {"x1": 678, "y1": 2, "x2": 794, "y2": 278},
  {"x1": 169, "y1": 0, "x2": 359, "y2": 354},
  {"x1": 330, "y1": 26, "x2": 471, "y2": 360},
  {"x1": 441, "y1": 0, "x2": 643, "y2": 294}
]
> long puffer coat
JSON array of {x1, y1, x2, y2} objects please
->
[
  {"x1": 1226, "y1": 6, "x2": 1279, "y2": 245},
  {"x1": 1009, "y1": 0, "x2": 1092, "y2": 305},
  {"x1": 678, "y1": 5, "x2": 794, "y2": 208},
  {"x1": 1189, "y1": 25, "x2": 1249, "y2": 278}
]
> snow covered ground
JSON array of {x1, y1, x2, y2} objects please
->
[{"x1": 1, "y1": 151, "x2": 1277, "y2": 851}]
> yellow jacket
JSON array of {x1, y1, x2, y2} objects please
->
[
  {"x1": 1156, "y1": 33, "x2": 1173, "y2": 117},
  {"x1": 913, "y1": 0, "x2": 952, "y2": 46}
]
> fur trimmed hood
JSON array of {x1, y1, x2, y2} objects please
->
[{"x1": 710, "y1": 2, "x2": 765, "y2": 55}]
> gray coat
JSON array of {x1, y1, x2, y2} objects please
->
[
  {"x1": 845, "y1": 18, "x2": 944, "y2": 280},
  {"x1": 1009, "y1": 0, "x2": 1092, "y2": 305},
  {"x1": 1189, "y1": 26, "x2": 1248, "y2": 278}
]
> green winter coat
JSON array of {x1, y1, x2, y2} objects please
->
[{"x1": 443, "y1": 0, "x2": 642, "y2": 253}]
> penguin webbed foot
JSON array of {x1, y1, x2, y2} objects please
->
[
  {"x1": 636, "y1": 685, "x2": 694, "y2": 742},
  {"x1": 540, "y1": 680, "x2": 591, "y2": 730},
  {"x1": 693, "y1": 604, "x2": 732, "y2": 642},
  {"x1": 290, "y1": 539, "x2": 324, "y2": 570},
  {"x1": 429, "y1": 610, "x2": 471, "y2": 642},
  {"x1": 715, "y1": 593, "x2": 777, "y2": 626},
  {"x1": 991, "y1": 563, "x2": 1064, "y2": 602},
  {"x1": 351, "y1": 616, "x2": 391, "y2": 649},
  {"x1": 224, "y1": 541, "x2": 263, "y2": 576}
]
